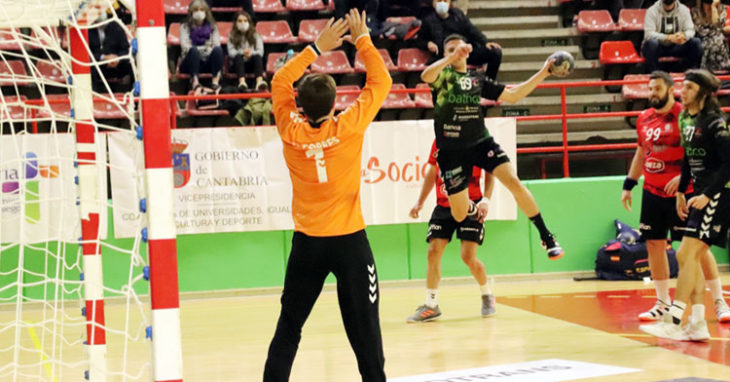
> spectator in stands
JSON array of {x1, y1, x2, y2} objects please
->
[
  {"x1": 89, "y1": 8, "x2": 133, "y2": 92},
  {"x1": 642, "y1": 0, "x2": 702, "y2": 73},
  {"x1": 692, "y1": 0, "x2": 730, "y2": 71},
  {"x1": 228, "y1": 11, "x2": 266, "y2": 92},
  {"x1": 180, "y1": 0, "x2": 224, "y2": 91},
  {"x1": 205, "y1": 0, "x2": 255, "y2": 21},
  {"x1": 415, "y1": 0, "x2": 501, "y2": 80}
]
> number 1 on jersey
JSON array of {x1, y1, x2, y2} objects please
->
[{"x1": 306, "y1": 148, "x2": 328, "y2": 183}]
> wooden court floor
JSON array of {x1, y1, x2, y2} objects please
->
[
  {"x1": 179, "y1": 275, "x2": 730, "y2": 381},
  {"x1": 4, "y1": 275, "x2": 730, "y2": 381}
]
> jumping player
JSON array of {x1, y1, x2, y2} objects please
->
[
  {"x1": 263, "y1": 10, "x2": 392, "y2": 381},
  {"x1": 406, "y1": 140, "x2": 495, "y2": 322},
  {"x1": 421, "y1": 34, "x2": 564, "y2": 259},
  {"x1": 621, "y1": 71, "x2": 730, "y2": 323},
  {"x1": 640, "y1": 70, "x2": 730, "y2": 341}
]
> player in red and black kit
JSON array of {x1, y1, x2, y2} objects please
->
[
  {"x1": 406, "y1": 140, "x2": 495, "y2": 322},
  {"x1": 622, "y1": 71, "x2": 730, "y2": 325},
  {"x1": 641, "y1": 69, "x2": 730, "y2": 341}
]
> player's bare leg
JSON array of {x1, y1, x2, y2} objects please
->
[
  {"x1": 700, "y1": 249, "x2": 730, "y2": 322},
  {"x1": 460, "y1": 241, "x2": 495, "y2": 316},
  {"x1": 447, "y1": 189, "x2": 472, "y2": 223},
  {"x1": 641, "y1": 238, "x2": 707, "y2": 340},
  {"x1": 407, "y1": 239, "x2": 447, "y2": 323},
  {"x1": 686, "y1": 266, "x2": 710, "y2": 341},
  {"x1": 639, "y1": 239, "x2": 671, "y2": 321},
  {"x1": 492, "y1": 162, "x2": 564, "y2": 259}
]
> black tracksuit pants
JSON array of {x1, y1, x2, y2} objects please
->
[{"x1": 263, "y1": 230, "x2": 386, "y2": 382}]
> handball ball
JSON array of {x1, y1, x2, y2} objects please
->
[{"x1": 549, "y1": 51, "x2": 574, "y2": 77}]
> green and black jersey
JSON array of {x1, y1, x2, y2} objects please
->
[
  {"x1": 430, "y1": 67, "x2": 505, "y2": 150},
  {"x1": 678, "y1": 111, "x2": 730, "y2": 196}
]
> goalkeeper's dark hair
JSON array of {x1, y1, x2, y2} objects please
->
[{"x1": 297, "y1": 73, "x2": 337, "y2": 123}]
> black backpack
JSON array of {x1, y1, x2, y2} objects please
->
[{"x1": 595, "y1": 220, "x2": 678, "y2": 281}]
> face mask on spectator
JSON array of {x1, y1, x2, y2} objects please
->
[
  {"x1": 237, "y1": 21, "x2": 249, "y2": 32},
  {"x1": 435, "y1": 2, "x2": 449, "y2": 16},
  {"x1": 193, "y1": 10, "x2": 206, "y2": 21},
  {"x1": 662, "y1": 0, "x2": 674, "y2": 5},
  {"x1": 98, "y1": 11, "x2": 108, "y2": 22}
]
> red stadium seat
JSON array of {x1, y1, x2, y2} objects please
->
[
  {"x1": 164, "y1": 0, "x2": 191, "y2": 15},
  {"x1": 354, "y1": 49, "x2": 397, "y2": 72},
  {"x1": 37, "y1": 94, "x2": 71, "y2": 118},
  {"x1": 385, "y1": 16, "x2": 416, "y2": 24},
  {"x1": 621, "y1": 74, "x2": 650, "y2": 100},
  {"x1": 0, "y1": 95, "x2": 27, "y2": 120},
  {"x1": 414, "y1": 83, "x2": 433, "y2": 108},
  {"x1": 217, "y1": 22, "x2": 233, "y2": 45},
  {"x1": 334, "y1": 85, "x2": 360, "y2": 111},
  {"x1": 618, "y1": 9, "x2": 646, "y2": 32},
  {"x1": 397, "y1": 48, "x2": 430, "y2": 72},
  {"x1": 266, "y1": 52, "x2": 287, "y2": 75},
  {"x1": 94, "y1": 95, "x2": 131, "y2": 119},
  {"x1": 383, "y1": 17, "x2": 420, "y2": 40},
  {"x1": 577, "y1": 10, "x2": 617, "y2": 33},
  {"x1": 211, "y1": 5, "x2": 242, "y2": 12},
  {"x1": 29, "y1": 27, "x2": 68, "y2": 50},
  {"x1": 286, "y1": 0, "x2": 326, "y2": 11},
  {"x1": 382, "y1": 83, "x2": 415, "y2": 109},
  {"x1": 0, "y1": 60, "x2": 28, "y2": 86},
  {"x1": 0, "y1": 29, "x2": 23, "y2": 51},
  {"x1": 256, "y1": 21, "x2": 298, "y2": 44},
  {"x1": 253, "y1": 0, "x2": 286, "y2": 13},
  {"x1": 168, "y1": 23, "x2": 181, "y2": 46},
  {"x1": 185, "y1": 90, "x2": 229, "y2": 117},
  {"x1": 599, "y1": 41, "x2": 644, "y2": 65},
  {"x1": 311, "y1": 50, "x2": 353, "y2": 74},
  {"x1": 298, "y1": 19, "x2": 328, "y2": 43},
  {"x1": 36, "y1": 61, "x2": 67, "y2": 84}
]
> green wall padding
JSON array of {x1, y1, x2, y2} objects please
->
[{"x1": 2, "y1": 176, "x2": 728, "y2": 297}]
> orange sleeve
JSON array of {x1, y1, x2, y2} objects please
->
[
  {"x1": 271, "y1": 46, "x2": 318, "y2": 141},
  {"x1": 337, "y1": 35, "x2": 393, "y2": 134}
]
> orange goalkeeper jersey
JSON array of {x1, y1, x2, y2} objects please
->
[{"x1": 271, "y1": 36, "x2": 392, "y2": 236}]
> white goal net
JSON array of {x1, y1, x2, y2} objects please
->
[{"x1": 0, "y1": 1, "x2": 169, "y2": 381}]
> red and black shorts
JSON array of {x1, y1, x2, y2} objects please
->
[
  {"x1": 640, "y1": 189, "x2": 688, "y2": 242},
  {"x1": 426, "y1": 204, "x2": 485, "y2": 245}
]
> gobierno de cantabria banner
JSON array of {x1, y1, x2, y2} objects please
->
[{"x1": 108, "y1": 118, "x2": 517, "y2": 238}]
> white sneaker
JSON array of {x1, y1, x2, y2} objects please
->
[
  {"x1": 714, "y1": 299, "x2": 730, "y2": 323},
  {"x1": 684, "y1": 320, "x2": 711, "y2": 342},
  {"x1": 638, "y1": 300, "x2": 670, "y2": 321},
  {"x1": 639, "y1": 321, "x2": 689, "y2": 341}
]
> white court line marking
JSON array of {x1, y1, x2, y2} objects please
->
[{"x1": 388, "y1": 358, "x2": 641, "y2": 382}]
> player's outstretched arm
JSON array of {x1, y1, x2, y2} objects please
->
[
  {"x1": 271, "y1": 18, "x2": 348, "y2": 132},
  {"x1": 339, "y1": 9, "x2": 392, "y2": 132},
  {"x1": 420, "y1": 46, "x2": 465, "y2": 84},
  {"x1": 409, "y1": 164, "x2": 438, "y2": 219},
  {"x1": 498, "y1": 56, "x2": 553, "y2": 104}
]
